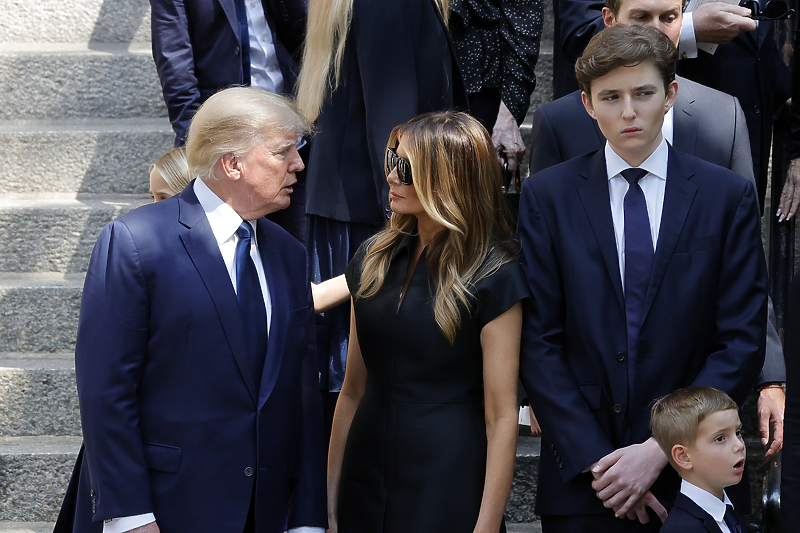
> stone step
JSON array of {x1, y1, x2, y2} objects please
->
[
  {"x1": 0, "y1": 436, "x2": 540, "y2": 523},
  {"x1": 0, "y1": 523, "x2": 56, "y2": 533},
  {"x1": 0, "y1": 275, "x2": 84, "y2": 353},
  {"x1": 0, "y1": 43, "x2": 165, "y2": 121},
  {"x1": 0, "y1": 0, "x2": 151, "y2": 44},
  {"x1": 507, "y1": 524, "x2": 542, "y2": 533},
  {"x1": 508, "y1": 436, "x2": 539, "y2": 524},
  {"x1": 0, "y1": 354, "x2": 79, "y2": 437},
  {"x1": 0, "y1": 194, "x2": 149, "y2": 274},
  {"x1": 0, "y1": 119, "x2": 173, "y2": 195},
  {"x1": 0, "y1": 436, "x2": 82, "y2": 522}
]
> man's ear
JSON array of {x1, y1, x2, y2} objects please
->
[
  {"x1": 664, "y1": 80, "x2": 679, "y2": 113},
  {"x1": 218, "y1": 152, "x2": 241, "y2": 181},
  {"x1": 672, "y1": 444, "x2": 692, "y2": 471},
  {"x1": 581, "y1": 91, "x2": 597, "y2": 120},
  {"x1": 601, "y1": 7, "x2": 616, "y2": 28}
]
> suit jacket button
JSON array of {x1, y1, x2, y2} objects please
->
[
  {"x1": 558, "y1": 461, "x2": 564, "y2": 469},
  {"x1": 613, "y1": 404, "x2": 623, "y2": 413},
  {"x1": 616, "y1": 352, "x2": 625, "y2": 362},
  {"x1": 235, "y1": 46, "x2": 241, "y2": 56},
  {"x1": 244, "y1": 466, "x2": 254, "y2": 476}
]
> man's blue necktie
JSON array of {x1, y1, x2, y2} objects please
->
[
  {"x1": 622, "y1": 168, "x2": 653, "y2": 385},
  {"x1": 236, "y1": 222, "x2": 267, "y2": 385},
  {"x1": 724, "y1": 505, "x2": 743, "y2": 533},
  {"x1": 233, "y1": 0, "x2": 251, "y2": 84}
]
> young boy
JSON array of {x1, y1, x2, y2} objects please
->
[
  {"x1": 651, "y1": 387, "x2": 746, "y2": 533},
  {"x1": 518, "y1": 24, "x2": 766, "y2": 533}
]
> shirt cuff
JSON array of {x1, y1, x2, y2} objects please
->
[
  {"x1": 679, "y1": 12, "x2": 699, "y2": 59},
  {"x1": 103, "y1": 513, "x2": 156, "y2": 533},
  {"x1": 288, "y1": 528, "x2": 325, "y2": 533}
]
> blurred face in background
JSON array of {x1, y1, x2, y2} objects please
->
[
  {"x1": 149, "y1": 166, "x2": 178, "y2": 203},
  {"x1": 603, "y1": 0, "x2": 683, "y2": 45}
]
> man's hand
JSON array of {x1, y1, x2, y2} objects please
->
[
  {"x1": 590, "y1": 438, "x2": 668, "y2": 520},
  {"x1": 492, "y1": 101, "x2": 526, "y2": 173},
  {"x1": 624, "y1": 491, "x2": 669, "y2": 524},
  {"x1": 777, "y1": 158, "x2": 800, "y2": 222},
  {"x1": 125, "y1": 522, "x2": 160, "y2": 533},
  {"x1": 758, "y1": 386, "x2": 785, "y2": 461},
  {"x1": 692, "y1": 2, "x2": 757, "y2": 44}
]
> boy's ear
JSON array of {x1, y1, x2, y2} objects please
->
[
  {"x1": 581, "y1": 91, "x2": 597, "y2": 120},
  {"x1": 672, "y1": 444, "x2": 692, "y2": 471},
  {"x1": 664, "y1": 80, "x2": 679, "y2": 114}
]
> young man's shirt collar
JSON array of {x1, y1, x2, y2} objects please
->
[{"x1": 605, "y1": 136, "x2": 669, "y2": 183}]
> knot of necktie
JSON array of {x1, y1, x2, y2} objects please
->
[
  {"x1": 237, "y1": 221, "x2": 252, "y2": 244},
  {"x1": 621, "y1": 167, "x2": 649, "y2": 185}
]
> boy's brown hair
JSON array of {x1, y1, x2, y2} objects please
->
[
  {"x1": 650, "y1": 386, "x2": 738, "y2": 460},
  {"x1": 575, "y1": 24, "x2": 678, "y2": 98}
]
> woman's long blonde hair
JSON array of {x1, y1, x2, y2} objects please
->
[
  {"x1": 356, "y1": 111, "x2": 515, "y2": 344},
  {"x1": 296, "y1": 0, "x2": 450, "y2": 122}
]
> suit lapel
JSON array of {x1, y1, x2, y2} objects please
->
[
  {"x1": 255, "y1": 219, "x2": 287, "y2": 408},
  {"x1": 641, "y1": 147, "x2": 697, "y2": 323},
  {"x1": 576, "y1": 151, "x2": 625, "y2": 310},
  {"x1": 217, "y1": 0, "x2": 241, "y2": 43},
  {"x1": 177, "y1": 186, "x2": 259, "y2": 404},
  {"x1": 674, "y1": 493, "x2": 725, "y2": 533},
  {"x1": 672, "y1": 77, "x2": 699, "y2": 157}
]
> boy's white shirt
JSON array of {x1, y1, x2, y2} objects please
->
[{"x1": 680, "y1": 478, "x2": 735, "y2": 533}]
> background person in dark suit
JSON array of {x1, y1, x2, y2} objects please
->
[
  {"x1": 55, "y1": 88, "x2": 326, "y2": 533},
  {"x1": 150, "y1": 0, "x2": 308, "y2": 242},
  {"x1": 528, "y1": 0, "x2": 787, "y2": 465},
  {"x1": 518, "y1": 25, "x2": 766, "y2": 532}
]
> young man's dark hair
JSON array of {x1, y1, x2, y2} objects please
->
[{"x1": 575, "y1": 24, "x2": 678, "y2": 97}]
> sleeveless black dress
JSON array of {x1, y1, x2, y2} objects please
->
[{"x1": 339, "y1": 235, "x2": 529, "y2": 533}]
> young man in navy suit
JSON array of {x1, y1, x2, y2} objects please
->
[
  {"x1": 518, "y1": 25, "x2": 766, "y2": 533},
  {"x1": 651, "y1": 387, "x2": 746, "y2": 533},
  {"x1": 55, "y1": 88, "x2": 326, "y2": 533}
]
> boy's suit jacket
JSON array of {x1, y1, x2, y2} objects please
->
[{"x1": 660, "y1": 492, "x2": 737, "y2": 533}]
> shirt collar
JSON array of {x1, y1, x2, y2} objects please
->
[
  {"x1": 680, "y1": 479, "x2": 733, "y2": 523},
  {"x1": 605, "y1": 137, "x2": 669, "y2": 182},
  {"x1": 193, "y1": 178, "x2": 255, "y2": 244}
]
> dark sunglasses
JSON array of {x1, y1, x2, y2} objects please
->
[
  {"x1": 385, "y1": 146, "x2": 413, "y2": 185},
  {"x1": 740, "y1": 0, "x2": 794, "y2": 20}
]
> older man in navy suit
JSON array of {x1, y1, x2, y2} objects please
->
[
  {"x1": 55, "y1": 88, "x2": 326, "y2": 533},
  {"x1": 519, "y1": 26, "x2": 766, "y2": 533}
]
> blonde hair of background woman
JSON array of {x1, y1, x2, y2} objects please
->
[
  {"x1": 296, "y1": 0, "x2": 450, "y2": 122},
  {"x1": 149, "y1": 146, "x2": 192, "y2": 194},
  {"x1": 356, "y1": 111, "x2": 515, "y2": 344}
]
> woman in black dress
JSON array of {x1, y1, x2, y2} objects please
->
[{"x1": 327, "y1": 111, "x2": 528, "y2": 533}]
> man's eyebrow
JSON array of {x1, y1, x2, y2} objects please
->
[
  {"x1": 596, "y1": 88, "x2": 620, "y2": 98},
  {"x1": 633, "y1": 83, "x2": 659, "y2": 92}
]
